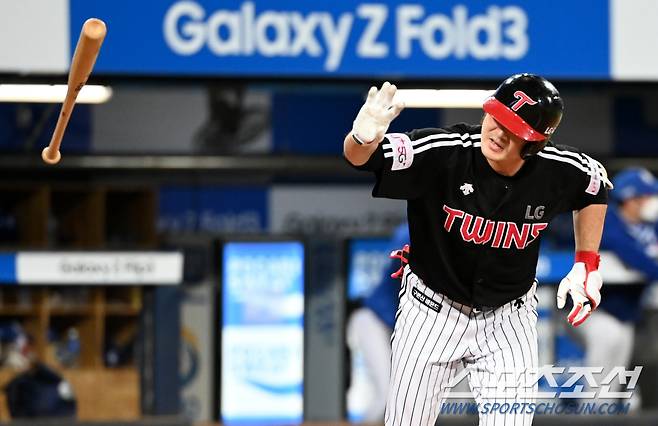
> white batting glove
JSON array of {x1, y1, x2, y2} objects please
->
[
  {"x1": 352, "y1": 82, "x2": 405, "y2": 145},
  {"x1": 556, "y1": 251, "x2": 602, "y2": 327}
]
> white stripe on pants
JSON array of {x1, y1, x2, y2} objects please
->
[{"x1": 385, "y1": 266, "x2": 539, "y2": 426}]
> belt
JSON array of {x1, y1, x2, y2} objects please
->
[
  {"x1": 458, "y1": 303, "x2": 497, "y2": 316},
  {"x1": 465, "y1": 297, "x2": 527, "y2": 315},
  {"x1": 446, "y1": 296, "x2": 498, "y2": 315},
  {"x1": 412, "y1": 285, "x2": 498, "y2": 315}
]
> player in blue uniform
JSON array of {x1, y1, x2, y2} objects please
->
[
  {"x1": 347, "y1": 222, "x2": 409, "y2": 421},
  {"x1": 573, "y1": 167, "x2": 658, "y2": 406}
]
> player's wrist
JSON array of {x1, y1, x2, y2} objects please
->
[
  {"x1": 351, "y1": 129, "x2": 381, "y2": 146},
  {"x1": 352, "y1": 132, "x2": 366, "y2": 145},
  {"x1": 575, "y1": 251, "x2": 600, "y2": 272}
]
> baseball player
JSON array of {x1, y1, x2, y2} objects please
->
[{"x1": 343, "y1": 74, "x2": 611, "y2": 426}]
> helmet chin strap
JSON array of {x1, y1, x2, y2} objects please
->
[{"x1": 520, "y1": 140, "x2": 548, "y2": 159}]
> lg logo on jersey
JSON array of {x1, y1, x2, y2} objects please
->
[
  {"x1": 443, "y1": 205, "x2": 547, "y2": 249},
  {"x1": 524, "y1": 205, "x2": 545, "y2": 220}
]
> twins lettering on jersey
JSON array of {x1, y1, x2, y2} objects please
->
[{"x1": 443, "y1": 205, "x2": 547, "y2": 249}]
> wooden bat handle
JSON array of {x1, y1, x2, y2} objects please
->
[{"x1": 42, "y1": 18, "x2": 106, "y2": 165}]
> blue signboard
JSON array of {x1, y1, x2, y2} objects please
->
[
  {"x1": 158, "y1": 186, "x2": 268, "y2": 234},
  {"x1": 0, "y1": 254, "x2": 16, "y2": 284},
  {"x1": 71, "y1": 0, "x2": 609, "y2": 78},
  {"x1": 347, "y1": 238, "x2": 391, "y2": 300},
  {"x1": 221, "y1": 241, "x2": 304, "y2": 424}
]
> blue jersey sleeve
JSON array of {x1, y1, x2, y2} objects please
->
[{"x1": 601, "y1": 208, "x2": 658, "y2": 281}]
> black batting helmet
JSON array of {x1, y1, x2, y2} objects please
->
[{"x1": 483, "y1": 73, "x2": 564, "y2": 158}]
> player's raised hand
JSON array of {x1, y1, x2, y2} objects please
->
[
  {"x1": 352, "y1": 82, "x2": 406, "y2": 145},
  {"x1": 556, "y1": 251, "x2": 603, "y2": 327}
]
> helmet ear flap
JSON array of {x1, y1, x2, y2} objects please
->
[{"x1": 521, "y1": 140, "x2": 547, "y2": 159}]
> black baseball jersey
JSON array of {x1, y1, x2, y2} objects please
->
[{"x1": 354, "y1": 123, "x2": 608, "y2": 308}]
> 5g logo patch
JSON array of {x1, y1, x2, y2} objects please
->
[
  {"x1": 397, "y1": 145, "x2": 407, "y2": 164},
  {"x1": 388, "y1": 133, "x2": 414, "y2": 171}
]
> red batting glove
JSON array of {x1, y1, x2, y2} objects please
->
[{"x1": 556, "y1": 251, "x2": 603, "y2": 327}]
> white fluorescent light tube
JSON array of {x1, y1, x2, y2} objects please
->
[
  {"x1": 0, "y1": 84, "x2": 113, "y2": 104},
  {"x1": 393, "y1": 89, "x2": 494, "y2": 109}
]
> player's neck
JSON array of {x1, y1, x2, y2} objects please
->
[{"x1": 484, "y1": 156, "x2": 525, "y2": 177}]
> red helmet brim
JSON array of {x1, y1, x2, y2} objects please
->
[{"x1": 483, "y1": 97, "x2": 547, "y2": 142}]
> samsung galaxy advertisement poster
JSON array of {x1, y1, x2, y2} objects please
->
[{"x1": 221, "y1": 241, "x2": 304, "y2": 424}]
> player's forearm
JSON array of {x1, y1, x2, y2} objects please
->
[
  {"x1": 343, "y1": 131, "x2": 380, "y2": 166},
  {"x1": 573, "y1": 204, "x2": 607, "y2": 252}
]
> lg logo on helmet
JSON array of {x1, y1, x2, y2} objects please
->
[{"x1": 511, "y1": 90, "x2": 538, "y2": 111}]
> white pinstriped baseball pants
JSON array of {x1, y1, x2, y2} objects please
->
[{"x1": 385, "y1": 266, "x2": 539, "y2": 426}]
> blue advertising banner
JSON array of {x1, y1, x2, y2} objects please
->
[
  {"x1": 71, "y1": 0, "x2": 609, "y2": 78},
  {"x1": 221, "y1": 241, "x2": 304, "y2": 424},
  {"x1": 347, "y1": 238, "x2": 390, "y2": 300},
  {"x1": 0, "y1": 254, "x2": 16, "y2": 284},
  {"x1": 158, "y1": 186, "x2": 268, "y2": 234}
]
